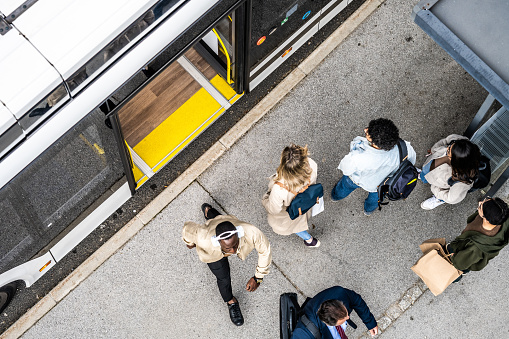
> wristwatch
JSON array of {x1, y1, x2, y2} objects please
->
[{"x1": 254, "y1": 276, "x2": 263, "y2": 284}]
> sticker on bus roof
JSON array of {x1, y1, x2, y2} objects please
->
[
  {"x1": 257, "y1": 36, "x2": 266, "y2": 45},
  {"x1": 302, "y1": 11, "x2": 311, "y2": 20}
]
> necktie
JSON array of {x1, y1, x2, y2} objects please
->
[{"x1": 335, "y1": 325, "x2": 348, "y2": 339}]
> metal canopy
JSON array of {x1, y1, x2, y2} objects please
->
[{"x1": 412, "y1": 0, "x2": 509, "y2": 109}]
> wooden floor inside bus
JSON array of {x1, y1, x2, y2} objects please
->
[
  {"x1": 118, "y1": 47, "x2": 218, "y2": 147},
  {"x1": 118, "y1": 46, "x2": 239, "y2": 183}
]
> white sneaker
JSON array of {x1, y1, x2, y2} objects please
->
[{"x1": 421, "y1": 196, "x2": 445, "y2": 210}]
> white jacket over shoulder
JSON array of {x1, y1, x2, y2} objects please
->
[
  {"x1": 261, "y1": 158, "x2": 318, "y2": 235},
  {"x1": 338, "y1": 137, "x2": 416, "y2": 192}
]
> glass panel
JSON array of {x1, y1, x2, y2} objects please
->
[
  {"x1": 19, "y1": 83, "x2": 69, "y2": 133},
  {"x1": 66, "y1": 0, "x2": 184, "y2": 94},
  {"x1": 250, "y1": 0, "x2": 323, "y2": 69},
  {"x1": 0, "y1": 187, "x2": 33, "y2": 274},
  {"x1": 0, "y1": 122, "x2": 24, "y2": 159},
  {"x1": 200, "y1": 15, "x2": 236, "y2": 86},
  {"x1": 0, "y1": 108, "x2": 125, "y2": 274}
]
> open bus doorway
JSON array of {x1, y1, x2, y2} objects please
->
[{"x1": 114, "y1": 13, "x2": 242, "y2": 187}]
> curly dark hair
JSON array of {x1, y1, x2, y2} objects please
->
[{"x1": 367, "y1": 118, "x2": 399, "y2": 151}]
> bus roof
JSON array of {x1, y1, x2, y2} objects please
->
[
  {"x1": 15, "y1": 0, "x2": 158, "y2": 79},
  {"x1": 0, "y1": 0, "x2": 160, "y2": 148},
  {"x1": 0, "y1": 26, "x2": 62, "y2": 119}
]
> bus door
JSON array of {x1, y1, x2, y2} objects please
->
[
  {"x1": 115, "y1": 13, "x2": 242, "y2": 187},
  {"x1": 248, "y1": 0, "x2": 348, "y2": 90}
]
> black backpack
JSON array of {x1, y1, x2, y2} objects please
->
[
  {"x1": 470, "y1": 155, "x2": 491, "y2": 191},
  {"x1": 276, "y1": 182, "x2": 324, "y2": 220},
  {"x1": 280, "y1": 293, "x2": 320, "y2": 339},
  {"x1": 377, "y1": 139, "x2": 418, "y2": 210}
]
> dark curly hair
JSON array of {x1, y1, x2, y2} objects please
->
[
  {"x1": 482, "y1": 198, "x2": 509, "y2": 225},
  {"x1": 367, "y1": 118, "x2": 399, "y2": 151}
]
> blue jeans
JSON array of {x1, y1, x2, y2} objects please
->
[
  {"x1": 296, "y1": 230, "x2": 312, "y2": 241},
  {"x1": 419, "y1": 160, "x2": 433, "y2": 184},
  {"x1": 331, "y1": 175, "x2": 379, "y2": 213}
]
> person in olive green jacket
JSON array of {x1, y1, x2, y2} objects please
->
[{"x1": 448, "y1": 197, "x2": 509, "y2": 272}]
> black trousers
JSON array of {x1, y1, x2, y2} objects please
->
[
  {"x1": 206, "y1": 207, "x2": 233, "y2": 302},
  {"x1": 207, "y1": 257, "x2": 233, "y2": 302}
]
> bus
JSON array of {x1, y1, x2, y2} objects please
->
[{"x1": 0, "y1": 0, "x2": 356, "y2": 313}]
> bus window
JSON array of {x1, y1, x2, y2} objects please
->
[
  {"x1": 0, "y1": 108, "x2": 125, "y2": 275},
  {"x1": 250, "y1": 0, "x2": 322, "y2": 70},
  {"x1": 66, "y1": 0, "x2": 185, "y2": 95},
  {"x1": 18, "y1": 83, "x2": 69, "y2": 134},
  {"x1": 0, "y1": 187, "x2": 33, "y2": 275},
  {"x1": 0, "y1": 104, "x2": 24, "y2": 159}
]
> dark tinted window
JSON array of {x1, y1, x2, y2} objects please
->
[
  {"x1": 250, "y1": 0, "x2": 323, "y2": 69},
  {"x1": 0, "y1": 108, "x2": 125, "y2": 274}
]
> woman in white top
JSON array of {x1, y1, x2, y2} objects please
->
[
  {"x1": 420, "y1": 134, "x2": 481, "y2": 209},
  {"x1": 262, "y1": 144, "x2": 320, "y2": 247}
]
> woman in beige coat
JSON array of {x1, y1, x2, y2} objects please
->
[
  {"x1": 420, "y1": 134, "x2": 481, "y2": 210},
  {"x1": 261, "y1": 144, "x2": 320, "y2": 247}
]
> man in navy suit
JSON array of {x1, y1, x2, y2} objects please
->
[{"x1": 292, "y1": 286, "x2": 378, "y2": 338}]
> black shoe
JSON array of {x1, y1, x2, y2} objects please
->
[
  {"x1": 201, "y1": 203, "x2": 213, "y2": 220},
  {"x1": 227, "y1": 301, "x2": 244, "y2": 326}
]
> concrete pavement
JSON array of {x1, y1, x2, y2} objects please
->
[{"x1": 4, "y1": 0, "x2": 507, "y2": 337}]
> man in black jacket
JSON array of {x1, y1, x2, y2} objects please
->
[{"x1": 292, "y1": 286, "x2": 378, "y2": 338}]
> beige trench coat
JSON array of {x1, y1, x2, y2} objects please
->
[
  {"x1": 182, "y1": 215, "x2": 271, "y2": 278},
  {"x1": 261, "y1": 158, "x2": 318, "y2": 235},
  {"x1": 423, "y1": 134, "x2": 473, "y2": 204}
]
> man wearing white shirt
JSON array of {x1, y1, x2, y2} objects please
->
[{"x1": 331, "y1": 118, "x2": 416, "y2": 216}]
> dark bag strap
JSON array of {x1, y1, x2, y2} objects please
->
[
  {"x1": 300, "y1": 314, "x2": 321, "y2": 339},
  {"x1": 396, "y1": 139, "x2": 408, "y2": 163}
]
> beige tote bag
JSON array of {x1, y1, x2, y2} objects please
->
[{"x1": 411, "y1": 238, "x2": 462, "y2": 296}]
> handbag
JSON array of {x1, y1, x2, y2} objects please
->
[
  {"x1": 275, "y1": 182, "x2": 324, "y2": 220},
  {"x1": 411, "y1": 238, "x2": 462, "y2": 296}
]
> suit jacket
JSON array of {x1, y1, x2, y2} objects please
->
[
  {"x1": 182, "y1": 215, "x2": 271, "y2": 278},
  {"x1": 291, "y1": 286, "x2": 377, "y2": 339}
]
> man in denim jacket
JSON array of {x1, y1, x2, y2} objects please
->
[{"x1": 331, "y1": 118, "x2": 416, "y2": 216}]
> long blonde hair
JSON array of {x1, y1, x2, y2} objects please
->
[{"x1": 275, "y1": 144, "x2": 312, "y2": 193}]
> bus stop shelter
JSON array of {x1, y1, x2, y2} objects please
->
[{"x1": 412, "y1": 0, "x2": 509, "y2": 196}]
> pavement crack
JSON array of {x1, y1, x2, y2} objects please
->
[
  {"x1": 271, "y1": 260, "x2": 307, "y2": 299},
  {"x1": 195, "y1": 180, "x2": 230, "y2": 215}
]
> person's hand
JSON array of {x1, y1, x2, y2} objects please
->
[
  {"x1": 426, "y1": 149, "x2": 432, "y2": 155},
  {"x1": 186, "y1": 244, "x2": 196, "y2": 249},
  {"x1": 369, "y1": 326, "x2": 379, "y2": 337},
  {"x1": 245, "y1": 277, "x2": 260, "y2": 292}
]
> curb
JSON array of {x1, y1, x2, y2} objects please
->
[{"x1": 0, "y1": 1, "x2": 385, "y2": 337}]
